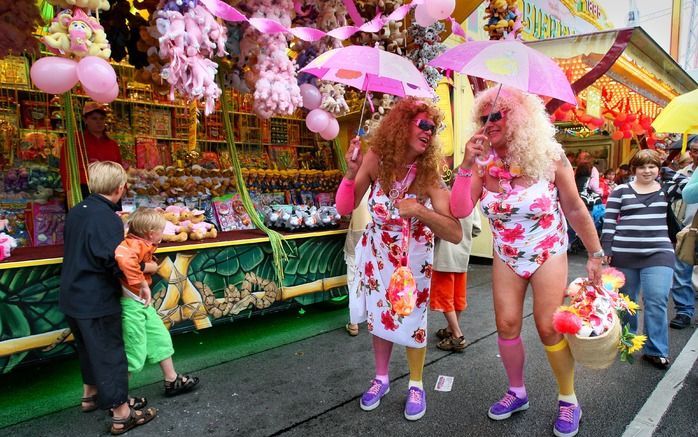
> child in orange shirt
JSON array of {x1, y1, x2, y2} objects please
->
[{"x1": 115, "y1": 207, "x2": 199, "y2": 396}]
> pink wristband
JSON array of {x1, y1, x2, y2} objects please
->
[
  {"x1": 335, "y1": 177, "x2": 356, "y2": 215},
  {"x1": 450, "y1": 171, "x2": 474, "y2": 218}
]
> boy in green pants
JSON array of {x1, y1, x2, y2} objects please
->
[{"x1": 115, "y1": 207, "x2": 199, "y2": 396}]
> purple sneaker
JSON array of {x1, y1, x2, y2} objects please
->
[
  {"x1": 404, "y1": 386, "x2": 426, "y2": 421},
  {"x1": 553, "y1": 401, "x2": 582, "y2": 437},
  {"x1": 360, "y1": 379, "x2": 390, "y2": 411},
  {"x1": 487, "y1": 390, "x2": 530, "y2": 420}
]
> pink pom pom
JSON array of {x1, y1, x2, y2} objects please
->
[{"x1": 553, "y1": 310, "x2": 582, "y2": 335}]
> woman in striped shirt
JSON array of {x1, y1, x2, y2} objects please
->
[{"x1": 602, "y1": 149, "x2": 683, "y2": 369}]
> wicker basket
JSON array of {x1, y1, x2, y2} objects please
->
[{"x1": 565, "y1": 314, "x2": 621, "y2": 369}]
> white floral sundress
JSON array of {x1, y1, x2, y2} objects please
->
[{"x1": 349, "y1": 181, "x2": 434, "y2": 348}]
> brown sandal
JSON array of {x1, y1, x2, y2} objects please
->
[
  {"x1": 81, "y1": 395, "x2": 98, "y2": 413},
  {"x1": 164, "y1": 373, "x2": 199, "y2": 396},
  {"x1": 435, "y1": 328, "x2": 452, "y2": 340},
  {"x1": 437, "y1": 335, "x2": 468, "y2": 352},
  {"x1": 110, "y1": 406, "x2": 157, "y2": 435},
  {"x1": 345, "y1": 323, "x2": 359, "y2": 336}
]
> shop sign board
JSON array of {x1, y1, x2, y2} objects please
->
[{"x1": 518, "y1": 0, "x2": 613, "y2": 41}]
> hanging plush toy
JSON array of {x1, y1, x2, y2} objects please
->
[
  {"x1": 43, "y1": 8, "x2": 111, "y2": 60},
  {"x1": 153, "y1": 4, "x2": 227, "y2": 114},
  {"x1": 47, "y1": 0, "x2": 111, "y2": 11},
  {"x1": 0, "y1": 0, "x2": 42, "y2": 56}
]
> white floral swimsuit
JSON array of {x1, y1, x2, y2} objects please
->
[{"x1": 480, "y1": 180, "x2": 568, "y2": 279}]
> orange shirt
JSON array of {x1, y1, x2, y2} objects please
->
[{"x1": 114, "y1": 234, "x2": 156, "y2": 294}]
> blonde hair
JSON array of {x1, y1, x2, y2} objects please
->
[
  {"x1": 87, "y1": 161, "x2": 127, "y2": 195},
  {"x1": 127, "y1": 207, "x2": 166, "y2": 238},
  {"x1": 369, "y1": 97, "x2": 444, "y2": 197},
  {"x1": 472, "y1": 87, "x2": 564, "y2": 180}
]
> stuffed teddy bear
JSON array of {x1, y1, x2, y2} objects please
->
[
  {"x1": 186, "y1": 209, "x2": 217, "y2": 240},
  {"x1": 161, "y1": 206, "x2": 189, "y2": 242}
]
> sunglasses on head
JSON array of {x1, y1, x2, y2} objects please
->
[
  {"x1": 479, "y1": 111, "x2": 504, "y2": 125},
  {"x1": 414, "y1": 119, "x2": 436, "y2": 134}
]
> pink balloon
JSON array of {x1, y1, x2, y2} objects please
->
[
  {"x1": 414, "y1": 4, "x2": 437, "y2": 27},
  {"x1": 77, "y1": 56, "x2": 117, "y2": 93},
  {"x1": 306, "y1": 109, "x2": 330, "y2": 133},
  {"x1": 426, "y1": 0, "x2": 456, "y2": 20},
  {"x1": 30, "y1": 57, "x2": 79, "y2": 94},
  {"x1": 319, "y1": 117, "x2": 339, "y2": 140},
  {"x1": 88, "y1": 81, "x2": 119, "y2": 103},
  {"x1": 300, "y1": 83, "x2": 322, "y2": 110}
]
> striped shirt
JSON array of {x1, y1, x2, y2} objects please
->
[{"x1": 601, "y1": 183, "x2": 675, "y2": 268}]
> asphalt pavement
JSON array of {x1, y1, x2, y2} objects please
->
[{"x1": 5, "y1": 255, "x2": 698, "y2": 437}]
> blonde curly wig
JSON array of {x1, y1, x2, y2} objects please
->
[
  {"x1": 472, "y1": 86, "x2": 564, "y2": 180},
  {"x1": 368, "y1": 96, "x2": 444, "y2": 197}
]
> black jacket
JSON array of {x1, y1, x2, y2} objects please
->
[{"x1": 59, "y1": 194, "x2": 124, "y2": 318}]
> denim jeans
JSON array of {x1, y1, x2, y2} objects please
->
[
  {"x1": 618, "y1": 266, "x2": 673, "y2": 358},
  {"x1": 670, "y1": 258, "x2": 695, "y2": 317}
]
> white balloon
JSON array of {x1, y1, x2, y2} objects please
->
[{"x1": 414, "y1": 4, "x2": 438, "y2": 27}]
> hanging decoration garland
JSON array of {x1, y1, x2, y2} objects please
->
[
  {"x1": 198, "y1": 0, "x2": 465, "y2": 43},
  {"x1": 220, "y1": 79, "x2": 288, "y2": 284}
]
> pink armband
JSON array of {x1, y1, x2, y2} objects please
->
[
  {"x1": 450, "y1": 170, "x2": 475, "y2": 218},
  {"x1": 336, "y1": 177, "x2": 356, "y2": 215}
]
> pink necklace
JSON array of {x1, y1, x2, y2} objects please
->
[
  {"x1": 486, "y1": 157, "x2": 521, "y2": 193},
  {"x1": 389, "y1": 163, "x2": 417, "y2": 200}
]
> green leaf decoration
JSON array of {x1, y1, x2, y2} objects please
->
[
  {"x1": 212, "y1": 248, "x2": 241, "y2": 276},
  {"x1": 236, "y1": 246, "x2": 265, "y2": 271}
]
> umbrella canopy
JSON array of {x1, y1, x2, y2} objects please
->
[
  {"x1": 652, "y1": 89, "x2": 698, "y2": 134},
  {"x1": 300, "y1": 45, "x2": 434, "y2": 98},
  {"x1": 428, "y1": 40, "x2": 577, "y2": 104},
  {"x1": 652, "y1": 89, "x2": 698, "y2": 153}
]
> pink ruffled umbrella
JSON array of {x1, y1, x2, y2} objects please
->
[
  {"x1": 300, "y1": 45, "x2": 434, "y2": 98},
  {"x1": 428, "y1": 39, "x2": 576, "y2": 104},
  {"x1": 300, "y1": 45, "x2": 433, "y2": 145},
  {"x1": 428, "y1": 39, "x2": 576, "y2": 164}
]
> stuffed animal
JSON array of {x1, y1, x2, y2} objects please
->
[
  {"x1": 0, "y1": 0, "x2": 42, "y2": 57},
  {"x1": 43, "y1": 8, "x2": 110, "y2": 59},
  {"x1": 161, "y1": 206, "x2": 189, "y2": 242},
  {"x1": 48, "y1": 0, "x2": 111, "y2": 11},
  {"x1": 186, "y1": 209, "x2": 217, "y2": 240},
  {"x1": 0, "y1": 232, "x2": 18, "y2": 261}
]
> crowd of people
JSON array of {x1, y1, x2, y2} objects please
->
[{"x1": 60, "y1": 87, "x2": 696, "y2": 437}]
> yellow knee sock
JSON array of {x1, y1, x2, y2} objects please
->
[
  {"x1": 406, "y1": 346, "x2": 426, "y2": 389},
  {"x1": 544, "y1": 338, "x2": 577, "y2": 404}
]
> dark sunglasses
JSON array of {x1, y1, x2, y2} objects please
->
[
  {"x1": 479, "y1": 111, "x2": 504, "y2": 125},
  {"x1": 414, "y1": 119, "x2": 436, "y2": 134}
]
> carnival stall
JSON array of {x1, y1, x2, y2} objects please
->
[{"x1": 0, "y1": 0, "x2": 466, "y2": 373}]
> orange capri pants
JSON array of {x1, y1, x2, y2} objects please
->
[{"x1": 429, "y1": 271, "x2": 468, "y2": 313}]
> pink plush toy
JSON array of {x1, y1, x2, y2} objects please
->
[
  {"x1": 154, "y1": 4, "x2": 227, "y2": 115},
  {"x1": 0, "y1": 232, "x2": 18, "y2": 261},
  {"x1": 241, "y1": 0, "x2": 302, "y2": 119}
]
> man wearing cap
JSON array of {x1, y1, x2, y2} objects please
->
[{"x1": 60, "y1": 102, "x2": 123, "y2": 202}]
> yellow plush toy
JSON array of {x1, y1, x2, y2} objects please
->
[{"x1": 186, "y1": 210, "x2": 218, "y2": 240}]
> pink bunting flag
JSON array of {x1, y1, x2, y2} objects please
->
[{"x1": 198, "y1": 0, "x2": 466, "y2": 44}]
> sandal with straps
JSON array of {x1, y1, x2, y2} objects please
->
[
  {"x1": 110, "y1": 406, "x2": 157, "y2": 435},
  {"x1": 345, "y1": 323, "x2": 359, "y2": 336},
  {"x1": 81, "y1": 395, "x2": 98, "y2": 413},
  {"x1": 164, "y1": 373, "x2": 200, "y2": 397},
  {"x1": 129, "y1": 396, "x2": 147, "y2": 410}
]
